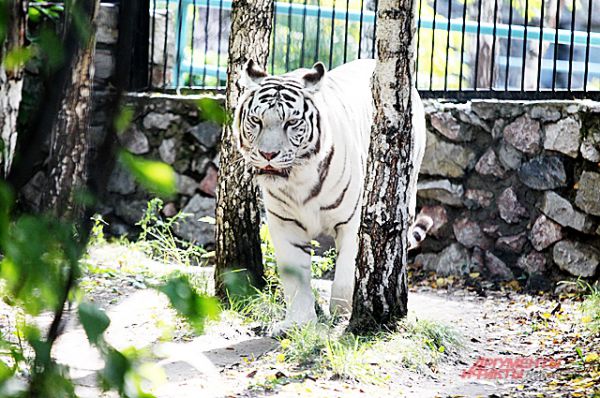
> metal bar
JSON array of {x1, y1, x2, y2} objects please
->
[
  {"x1": 584, "y1": 0, "x2": 593, "y2": 91},
  {"x1": 505, "y1": 0, "x2": 514, "y2": 91},
  {"x1": 173, "y1": 0, "x2": 188, "y2": 87},
  {"x1": 415, "y1": 0, "x2": 422, "y2": 87},
  {"x1": 567, "y1": 0, "x2": 576, "y2": 90},
  {"x1": 490, "y1": 0, "x2": 498, "y2": 89},
  {"x1": 271, "y1": 3, "x2": 277, "y2": 74},
  {"x1": 216, "y1": 0, "x2": 223, "y2": 84},
  {"x1": 474, "y1": 0, "x2": 482, "y2": 90},
  {"x1": 358, "y1": 0, "x2": 365, "y2": 58},
  {"x1": 175, "y1": 0, "x2": 185, "y2": 87},
  {"x1": 429, "y1": 0, "x2": 437, "y2": 90},
  {"x1": 315, "y1": 0, "x2": 322, "y2": 63},
  {"x1": 150, "y1": 0, "x2": 157, "y2": 88},
  {"x1": 371, "y1": 0, "x2": 377, "y2": 58},
  {"x1": 189, "y1": 0, "x2": 197, "y2": 88},
  {"x1": 158, "y1": 0, "x2": 600, "y2": 48},
  {"x1": 552, "y1": 0, "x2": 560, "y2": 91},
  {"x1": 537, "y1": 0, "x2": 545, "y2": 91},
  {"x1": 343, "y1": 0, "x2": 351, "y2": 63},
  {"x1": 520, "y1": 0, "x2": 528, "y2": 92},
  {"x1": 163, "y1": 0, "x2": 170, "y2": 87},
  {"x1": 459, "y1": 0, "x2": 467, "y2": 90},
  {"x1": 202, "y1": 0, "x2": 210, "y2": 85},
  {"x1": 444, "y1": 0, "x2": 451, "y2": 91},
  {"x1": 300, "y1": 0, "x2": 308, "y2": 67},
  {"x1": 329, "y1": 0, "x2": 336, "y2": 69},
  {"x1": 285, "y1": 0, "x2": 292, "y2": 71}
]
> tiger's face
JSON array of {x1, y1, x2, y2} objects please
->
[{"x1": 234, "y1": 60, "x2": 326, "y2": 178}]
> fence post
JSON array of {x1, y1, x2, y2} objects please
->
[{"x1": 116, "y1": 0, "x2": 150, "y2": 90}]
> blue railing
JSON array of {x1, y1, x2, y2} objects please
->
[{"x1": 148, "y1": 0, "x2": 600, "y2": 98}]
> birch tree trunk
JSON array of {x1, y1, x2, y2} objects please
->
[
  {"x1": 41, "y1": 0, "x2": 99, "y2": 220},
  {"x1": 0, "y1": 0, "x2": 26, "y2": 177},
  {"x1": 348, "y1": 0, "x2": 417, "y2": 332},
  {"x1": 215, "y1": 0, "x2": 274, "y2": 298}
]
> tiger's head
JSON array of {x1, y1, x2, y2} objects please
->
[{"x1": 233, "y1": 60, "x2": 326, "y2": 179}]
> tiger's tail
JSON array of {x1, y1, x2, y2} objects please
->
[{"x1": 408, "y1": 213, "x2": 434, "y2": 251}]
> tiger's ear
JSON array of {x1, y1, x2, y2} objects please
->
[
  {"x1": 239, "y1": 59, "x2": 268, "y2": 90},
  {"x1": 302, "y1": 62, "x2": 326, "y2": 92}
]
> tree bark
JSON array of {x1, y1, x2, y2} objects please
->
[
  {"x1": 348, "y1": 0, "x2": 416, "y2": 332},
  {"x1": 214, "y1": 0, "x2": 274, "y2": 298},
  {"x1": 0, "y1": 0, "x2": 27, "y2": 177},
  {"x1": 472, "y1": 0, "x2": 497, "y2": 89},
  {"x1": 41, "y1": 0, "x2": 99, "y2": 220}
]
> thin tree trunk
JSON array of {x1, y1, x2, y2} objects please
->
[
  {"x1": 348, "y1": 0, "x2": 416, "y2": 332},
  {"x1": 0, "y1": 0, "x2": 27, "y2": 177},
  {"x1": 42, "y1": 0, "x2": 99, "y2": 220},
  {"x1": 215, "y1": 0, "x2": 274, "y2": 298},
  {"x1": 472, "y1": 0, "x2": 497, "y2": 89}
]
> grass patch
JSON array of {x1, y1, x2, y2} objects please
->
[
  {"x1": 136, "y1": 198, "x2": 208, "y2": 267},
  {"x1": 580, "y1": 282, "x2": 600, "y2": 334},
  {"x1": 271, "y1": 317, "x2": 462, "y2": 385},
  {"x1": 276, "y1": 322, "x2": 377, "y2": 383},
  {"x1": 226, "y1": 279, "x2": 286, "y2": 329}
]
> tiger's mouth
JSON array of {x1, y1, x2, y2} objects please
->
[{"x1": 257, "y1": 165, "x2": 290, "y2": 177}]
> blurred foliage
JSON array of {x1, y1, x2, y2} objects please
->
[
  {"x1": 0, "y1": 175, "x2": 220, "y2": 397},
  {"x1": 119, "y1": 151, "x2": 177, "y2": 198},
  {"x1": 1, "y1": 20, "x2": 221, "y2": 396},
  {"x1": 196, "y1": 97, "x2": 229, "y2": 125},
  {"x1": 158, "y1": 276, "x2": 220, "y2": 333}
]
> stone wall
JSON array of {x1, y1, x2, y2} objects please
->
[
  {"x1": 415, "y1": 100, "x2": 600, "y2": 287},
  {"x1": 103, "y1": 94, "x2": 221, "y2": 247}
]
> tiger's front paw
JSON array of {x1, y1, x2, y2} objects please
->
[
  {"x1": 329, "y1": 296, "x2": 352, "y2": 318},
  {"x1": 271, "y1": 310, "x2": 317, "y2": 337}
]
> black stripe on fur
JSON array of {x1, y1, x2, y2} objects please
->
[
  {"x1": 304, "y1": 146, "x2": 335, "y2": 204},
  {"x1": 267, "y1": 209, "x2": 307, "y2": 231}
]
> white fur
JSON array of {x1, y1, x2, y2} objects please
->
[{"x1": 233, "y1": 59, "x2": 428, "y2": 334}]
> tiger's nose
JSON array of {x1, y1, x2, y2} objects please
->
[{"x1": 259, "y1": 151, "x2": 279, "y2": 161}]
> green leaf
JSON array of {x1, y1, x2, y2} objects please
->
[
  {"x1": 78, "y1": 301, "x2": 110, "y2": 345},
  {"x1": 100, "y1": 348, "x2": 131, "y2": 393},
  {"x1": 28, "y1": 6, "x2": 42, "y2": 22},
  {"x1": 114, "y1": 106, "x2": 134, "y2": 135},
  {"x1": 196, "y1": 97, "x2": 229, "y2": 126},
  {"x1": 3, "y1": 46, "x2": 33, "y2": 71},
  {"x1": 158, "y1": 276, "x2": 220, "y2": 333},
  {"x1": 119, "y1": 151, "x2": 176, "y2": 197},
  {"x1": 0, "y1": 216, "x2": 82, "y2": 315},
  {"x1": 0, "y1": 181, "x2": 13, "y2": 244}
]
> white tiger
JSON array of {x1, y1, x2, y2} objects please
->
[{"x1": 233, "y1": 59, "x2": 432, "y2": 334}]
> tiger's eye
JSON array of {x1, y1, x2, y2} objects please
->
[
  {"x1": 284, "y1": 119, "x2": 302, "y2": 130},
  {"x1": 249, "y1": 116, "x2": 261, "y2": 125}
]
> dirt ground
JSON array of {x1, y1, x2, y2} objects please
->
[{"x1": 5, "y1": 243, "x2": 598, "y2": 398}]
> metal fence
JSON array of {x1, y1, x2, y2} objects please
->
[{"x1": 142, "y1": 0, "x2": 600, "y2": 99}]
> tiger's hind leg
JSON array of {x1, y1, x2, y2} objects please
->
[
  {"x1": 267, "y1": 216, "x2": 317, "y2": 336},
  {"x1": 330, "y1": 215, "x2": 360, "y2": 316}
]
